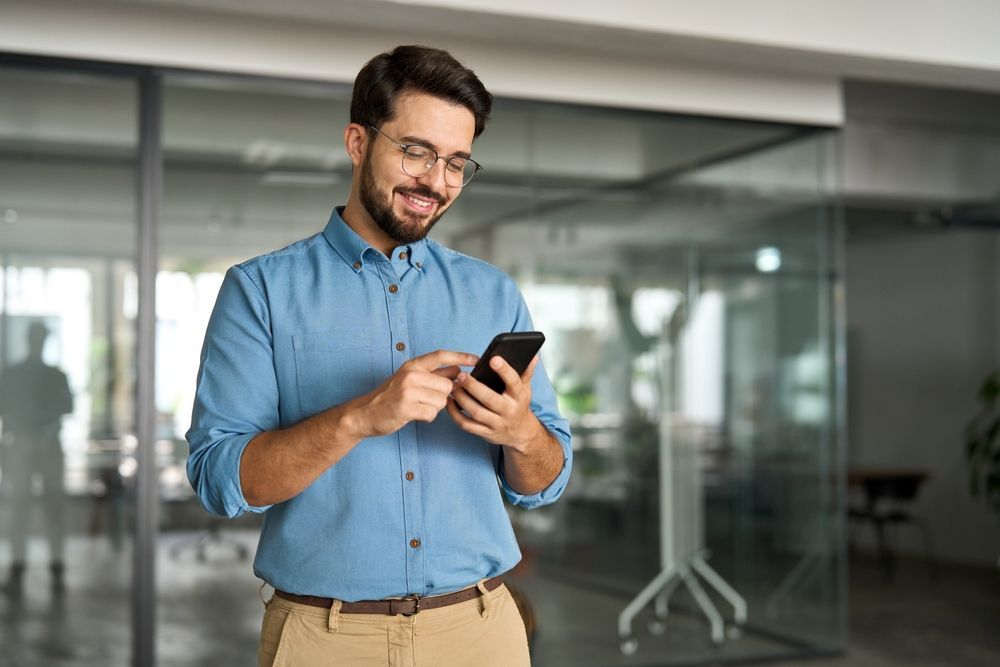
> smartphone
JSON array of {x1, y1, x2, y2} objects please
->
[{"x1": 469, "y1": 331, "x2": 545, "y2": 394}]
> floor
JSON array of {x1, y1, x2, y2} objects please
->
[{"x1": 0, "y1": 531, "x2": 998, "y2": 666}]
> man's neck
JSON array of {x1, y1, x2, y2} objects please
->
[{"x1": 341, "y1": 200, "x2": 395, "y2": 257}]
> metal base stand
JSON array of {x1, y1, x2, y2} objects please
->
[
  {"x1": 618, "y1": 550, "x2": 747, "y2": 655},
  {"x1": 617, "y1": 289, "x2": 747, "y2": 656}
]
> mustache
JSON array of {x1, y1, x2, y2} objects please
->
[{"x1": 395, "y1": 186, "x2": 444, "y2": 204}]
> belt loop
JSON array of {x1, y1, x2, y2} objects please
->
[
  {"x1": 258, "y1": 582, "x2": 270, "y2": 608},
  {"x1": 476, "y1": 580, "x2": 492, "y2": 619},
  {"x1": 327, "y1": 599, "x2": 343, "y2": 633}
]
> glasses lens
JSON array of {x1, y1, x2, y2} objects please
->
[
  {"x1": 452, "y1": 159, "x2": 479, "y2": 187},
  {"x1": 401, "y1": 147, "x2": 433, "y2": 179}
]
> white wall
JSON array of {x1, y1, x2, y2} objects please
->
[{"x1": 846, "y1": 229, "x2": 1000, "y2": 565}]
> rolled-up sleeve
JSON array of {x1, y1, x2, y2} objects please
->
[
  {"x1": 186, "y1": 265, "x2": 278, "y2": 518},
  {"x1": 497, "y1": 293, "x2": 573, "y2": 509}
]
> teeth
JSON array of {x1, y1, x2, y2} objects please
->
[{"x1": 402, "y1": 193, "x2": 433, "y2": 209}]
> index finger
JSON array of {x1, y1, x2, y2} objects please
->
[{"x1": 407, "y1": 349, "x2": 479, "y2": 372}]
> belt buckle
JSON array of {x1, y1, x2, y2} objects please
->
[{"x1": 389, "y1": 594, "x2": 421, "y2": 616}]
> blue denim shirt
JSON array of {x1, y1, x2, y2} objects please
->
[{"x1": 186, "y1": 208, "x2": 572, "y2": 600}]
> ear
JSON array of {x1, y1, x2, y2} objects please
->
[{"x1": 344, "y1": 123, "x2": 368, "y2": 169}]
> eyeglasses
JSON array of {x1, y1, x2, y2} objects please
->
[{"x1": 366, "y1": 124, "x2": 482, "y2": 188}]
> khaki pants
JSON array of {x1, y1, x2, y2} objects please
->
[{"x1": 259, "y1": 581, "x2": 531, "y2": 667}]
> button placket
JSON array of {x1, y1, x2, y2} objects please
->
[{"x1": 375, "y1": 259, "x2": 424, "y2": 593}]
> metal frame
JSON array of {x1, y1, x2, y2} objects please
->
[{"x1": 135, "y1": 71, "x2": 162, "y2": 667}]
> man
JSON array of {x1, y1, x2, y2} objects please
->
[
  {"x1": 186, "y1": 45, "x2": 572, "y2": 667},
  {"x1": 0, "y1": 321, "x2": 73, "y2": 597}
]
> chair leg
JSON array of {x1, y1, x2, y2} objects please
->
[{"x1": 873, "y1": 519, "x2": 894, "y2": 579}]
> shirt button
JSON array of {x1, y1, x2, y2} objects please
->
[
  {"x1": 388, "y1": 284, "x2": 399, "y2": 294},
  {"x1": 399, "y1": 251, "x2": 408, "y2": 260},
  {"x1": 415, "y1": 262, "x2": 422, "y2": 269},
  {"x1": 405, "y1": 471, "x2": 414, "y2": 481},
  {"x1": 396, "y1": 342, "x2": 406, "y2": 352},
  {"x1": 352, "y1": 261, "x2": 361, "y2": 270},
  {"x1": 410, "y1": 538, "x2": 421, "y2": 549}
]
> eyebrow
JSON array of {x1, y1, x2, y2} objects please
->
[{"x1": 399, "y1": 135, "x2": 472, "y2": 160}]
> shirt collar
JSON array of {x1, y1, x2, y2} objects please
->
[
  {"x1": 323, "y1": 207, "x2": 429, "y2": 272},
  {"x1": 401, "y1": 234, "x2": 428, "y2": 271}
]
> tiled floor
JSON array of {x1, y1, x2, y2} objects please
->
[{"x1": 1, "y1": 531, "x2": 998, "y2": 666}]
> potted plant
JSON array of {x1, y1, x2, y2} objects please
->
[{"x1": 965, "y1": 371, "x2": 1000, "y2": 521}]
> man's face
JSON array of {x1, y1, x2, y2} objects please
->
[{"x1": 358, "y1": 91, "x2": 476, "y2": 245}]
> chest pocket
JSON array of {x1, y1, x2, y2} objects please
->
[{"x1": 292, "y1": 327, "x2": 378, "y2": 418}]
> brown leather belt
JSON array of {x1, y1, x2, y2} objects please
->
[{"x1": 274, "y1": 576, "x2": 504, "y2": 616}]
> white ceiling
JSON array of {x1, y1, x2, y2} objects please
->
[{"x1": 101, "y1": 0, "x2": 1000, "y2": 92}]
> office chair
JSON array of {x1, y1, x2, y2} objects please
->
[{"x1": 848, "y1": 472, "x2": 936, "y2": 579}]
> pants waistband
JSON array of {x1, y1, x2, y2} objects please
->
[{"x1": 274, "y1": 576, "x2": 504, "y2": 616}]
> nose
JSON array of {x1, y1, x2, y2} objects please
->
[{"x1": 416, "y1": 158, "x2": 449, "y2": 194}]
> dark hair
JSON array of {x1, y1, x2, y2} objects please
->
[{"x1": 351, "y1": 45, "x2": 493, "y2": 138}]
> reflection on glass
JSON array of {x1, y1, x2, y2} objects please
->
[
  {"x1": 0, "y1": 67, "x2": 137, "y2": 663},
  {"x1": 0, "y1": 320, "x2": 72, "y2": 595}
]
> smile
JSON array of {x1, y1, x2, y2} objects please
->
[{"x1": 397, "y1": 191, "x2": 439, "y2": 213}]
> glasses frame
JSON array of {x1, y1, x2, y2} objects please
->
[{"x1": 365, "y1": 124, "x2": 482, "y2": 188}]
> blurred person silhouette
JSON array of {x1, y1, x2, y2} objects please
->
[{"x1": 0, "y1": 321, "x2": 73, "y2": 597}]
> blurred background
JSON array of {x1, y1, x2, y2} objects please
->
[{"x1": 0, "y1": 1, "x2": 998, "y2": 666}]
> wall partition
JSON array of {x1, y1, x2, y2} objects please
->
[{"x1": 0, "y1": 55, "x2": 843, "y2": 666}]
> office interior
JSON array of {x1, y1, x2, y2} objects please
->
[{"x1": 1, "y1": 10, "x2": 1000, "y2": 667}]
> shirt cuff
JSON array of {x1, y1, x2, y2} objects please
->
[
  {"x1": 208, "y1": 432, "x2": 274, "y2": 518},
  {"x1": 500, "y1": 430, "x2": 572, "y2": 509}
]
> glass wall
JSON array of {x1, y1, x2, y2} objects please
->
[
  {"x1": 0, "y1": 67, "x2": 138, "y2": 664},
  {"x1": 452, "y1": 105, "x2": 843, "y2": 664},
  {"x1": 1, "y1": 58, "x2": 842, "y2": 666}
]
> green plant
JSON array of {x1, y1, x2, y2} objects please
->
[{"x1": 965, "y1": 371, "x2": 1000, "y2": 514}]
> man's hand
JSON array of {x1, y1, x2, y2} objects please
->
[
  {"x1": 446, "y1": 355, "x2": 547, "y2": 452},
  {"x1": 350, "y1": 350, "x2": 479, "y2": 438},
  {"x1": 239, "y1": 349, "x2": 477, "y2": 507}
]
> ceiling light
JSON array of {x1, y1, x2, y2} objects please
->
[{"x1": 756, "y1": 246, "x2": 781, "y2": 273}]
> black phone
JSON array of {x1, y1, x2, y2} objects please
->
[{"x1": 469, "y1": 331, "x2": 545, "y2": 394}]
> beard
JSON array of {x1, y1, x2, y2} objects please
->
[{"x1": 359, "y1": 153, "x2": 447, "y2": 246}]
